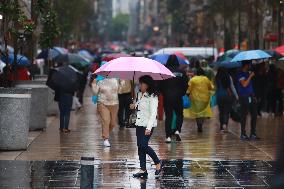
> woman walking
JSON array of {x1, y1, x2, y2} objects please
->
[
  {"x1": 131, "y1": 75, "x2": 163, "y2": 179},
  {"x1": 187, "y1": 68, "x2": 214, "y2": 132},
  {"x1": 215, "y1": 67, "x2": 238, "y2": 132},
  {"x1": 92, "y1": 74, "x2": 119, "y2": 147}
]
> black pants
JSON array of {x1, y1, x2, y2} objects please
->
[
  {"x1": 136, "y1": 127, "x2": 160, "y2": 170},
  {"x1": 256, "y1": 95, "x2": 266, "y2": 115},
  {"x1": 267, "y1": 90, "x2": 277, "y2": 114},
  {"x1": 164, "y1": 96, "x2": 184, "y2": 138},
  {"x1": 217, "y1": 96, "x2": 233, "y2": 128},
  {"x1": 58, "y1": 93, "x2": 73, "y2": 130},
  {"x1": 239, "y1": 96, "x2": 257, "y2": 136},
  {"x1": 118, "y1": 93, "x2": 132, "y2": 126}
]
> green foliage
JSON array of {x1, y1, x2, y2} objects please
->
[
  {"x1": 53, "y1": 0, "x2": 93, "y2": 42},
  {"x1": 0, "y1": 0, "x2": 36, "y2": 36},
  {"x1": 110, "y1": 13, "x2": 130, "y2": 41},
  {"x1": 39, "y1": 9, "x2": 61, "y2": 49}
]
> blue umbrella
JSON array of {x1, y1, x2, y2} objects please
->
[
  {"x1": 1, "y1": 54, "x2": 30, "y2": 67},
  {"x1": 37, "y1": 47, "x2": 68, "y2": 60},
  {"x1": 78, "y1": 50, "x2": 94, "y2": 62},
  {"x1": 150, "y1": 54, "x2": 189, "y2": 65},
  {"x1": 231, "y1": 50, "x2": 271, "y2": 62}
]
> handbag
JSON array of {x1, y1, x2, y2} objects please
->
[
  {"x1": 92, "y1": 95, "x2": 98, "y2": 104},
  {"x1": 126, "y1": 109, "x2": 137, "y2": 128},
  {"x1": 183, "y1": 95, "x2": 190, "y2": 109},
  {"x1": 126, "y1": 92, "x2": 139, "y2": 128},
  {"x1": 210, "y1": 93, "x2": 217, "y2": 108},
  {"x1": 230, "y1": 101, "x2": 241, "y2": 123}
]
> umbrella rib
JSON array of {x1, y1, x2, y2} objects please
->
[{"x1": 106, "y1": 71, "x2": 111, "y2": 78}]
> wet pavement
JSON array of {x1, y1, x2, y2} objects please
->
[
  {"x1": 0, "y1": 159, "x2": 275, "y2": 188},
  {"x1": 0, "y1": 91, "x2": 281, "y2": 188}
]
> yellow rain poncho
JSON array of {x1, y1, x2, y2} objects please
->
[{"x1": 185, "y1": 76, "x2": 214, "y2": 119}]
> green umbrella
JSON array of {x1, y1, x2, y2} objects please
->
[{"x1": 55, "y1": 53, "x2": 91, "y2": 68}]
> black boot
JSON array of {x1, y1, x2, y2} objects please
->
[
  {"x1": 133, "y1": 171, "x2": 148, "y2": 179},
  {"x1": 197, "y1": 124, "x2": 203, "y2": 133}
]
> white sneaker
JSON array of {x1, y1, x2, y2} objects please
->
[
  {"x1": 165, "y1": 137, "x2": 171, "y2": 143},
  {"x1": 103, "y1": 139, "x2": 111, "y2": 147},
  {"x1": 175, "y1": 131, "x2": 180, "y2": 135}
]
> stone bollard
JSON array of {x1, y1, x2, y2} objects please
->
[
  {"x1": 80, "y1": 157, "x2": 95, "y2": 189},
  {"x1": 0, "y1": 88, "x2": 31, "y2": 150},
  {"x1": 15, "y1": 81, "x2": 48, "y2": 131}
]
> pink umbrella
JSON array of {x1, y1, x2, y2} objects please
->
[{"x1": 94, "y1": 57, "x2": 175, "y2": 80}]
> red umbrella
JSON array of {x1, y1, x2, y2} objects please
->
[
  {"x1": 275, "y1": 45, "x2": 284, "y2": 55},
  {"x1": 102, "y1": 53, "x2": 131, "y2": 62},
  {"x1": 174, "y1": 52, "x2": 188, "y2": 61}
]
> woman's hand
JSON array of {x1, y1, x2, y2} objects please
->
[
  {"x1": 130, "y1": 103, "x2": 135, "y2": 110},
  {"x1": 145, "y1": 129, "x2": 151, "y2": 136}
]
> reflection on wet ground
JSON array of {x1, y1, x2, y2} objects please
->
[{"x1": 0, "y1": 159, "x2": 275, "y2": 188}]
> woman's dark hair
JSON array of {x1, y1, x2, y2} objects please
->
[
  {"x1": 165, "y1": 54, "x2": 179, "y2": 68},
  {"x1": 215, "y1": 67, "x2": 230, "y2": 89},
  {"x1": 196, "y1": 68, "x2": 205, "y2": 76},
  {"x1": 139, "y1": 75, "x2": 158, "y2": 96}
]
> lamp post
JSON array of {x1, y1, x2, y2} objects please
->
[{"x1": 279, "y1": 0, "x2": 284, "y2": 45}]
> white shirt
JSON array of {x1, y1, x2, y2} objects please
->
[{"x1": 135, "y1": 92, "x2": 158, "y2": 130}]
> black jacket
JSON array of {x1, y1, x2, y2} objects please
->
[{"x1": 160, "y1": 66, "x2": 188, "y2": 99}]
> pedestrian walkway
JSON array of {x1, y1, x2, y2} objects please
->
[
  {"x1": 0, "y1": 93, "x2": 281, "y2": 188},
  {"x1": 0, "y1": 95, "x2": 280, "y2": 161}
]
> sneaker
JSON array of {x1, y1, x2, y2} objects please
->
[
  {"x1": 175, "y1": 131, "x2": 181, "y2": 142},
  {"x1": 250, "y1": 134, "x2": 260, "y2": 140},
  {"x1": 103, "y1": 139, "x2": 111, "y2": 147},
  {"x1": 165, "y1": 137, "x2": 171, "y2": 143},
  {"x1": 240, "y1": 134, "x2": 249, "y2": 140}
]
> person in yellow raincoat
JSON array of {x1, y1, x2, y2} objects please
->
[{"x1": 187, "y1": 68, "x2": 214, "y2": 132}]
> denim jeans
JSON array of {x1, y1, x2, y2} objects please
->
[
  {"x1": 58, "y1": 92, "x2": 73, "y2": 130},
  {"x1": 136, "y1": 127, "x2": 160, "y2": 170}
]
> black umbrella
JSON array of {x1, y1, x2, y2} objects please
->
[
  {"x1": 46, "y1": 65, "x2": 79, "y2": 93},
  {"x1": 265, "y1": 50, "x2": 283, "y2": 60}
]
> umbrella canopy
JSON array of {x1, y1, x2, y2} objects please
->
[
  {"x1": 1, "y1": 54, "x2": 30, "y2": 66},
  {"x1": 231, "y1": 50, "x2": 271, "y2": 62},
  {"x1": 217, "y1": 50, "x2": 240, "y2": 62},
  {"x1": 37, "y1": 47, "x2": 68, "y2": 60},
  {"x1": 214, "y1": 50, "x2": 241, "y2": 68},
  {"x1": 55, "y1": 53, "x2": 91, "y2": 68},
  {"x1": 78, "y1": 50, "x2": 94, "y2": 62},
  {"x1": 275, "y1": 45, "x2": 284, "y2": 56},
  {"x1": 95, "y1": 57, "x2": 175, "y2": 80},
  {"x1": 46, "y1": 65, "x2": 79, "y2": 93},
  {"x1": 150, "y1": 54, "x2": 189, "y2": 65},
  {"x1": 265, "y1": 50, "x2": 283, "y2": 60},
  {"x1": 0, "y1": 60, "x2": 5, "y2": 73},
  {"x1": 0, "y1": 45, "x2": 14, "y2": 53},
  {"x1": 102, "y1": 53, "x2": 131, "y2": 62},
  {"x1": 174, "y1": 52, "x2": 188, "y2": 60},
  {"x1": 214, "y1": 60, "x2": 242, "y2": 68}
]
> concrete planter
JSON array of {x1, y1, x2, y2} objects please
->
[
  {"x1": 33, "y1": 74, "x2": 48, "y2": 81},
  {"x1": 33, "y1": 76, "x2": 58, "y2": 116},
  {"x1": 0, "y1": 88, "x2": 31, "y2": 150},
  {"x1": 15, "y1": 81, "x2": 48, "y2": 131}
]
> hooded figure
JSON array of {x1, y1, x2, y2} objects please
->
[{"x1": 159, "y1": 55, "x2": 188, "y2": 143}]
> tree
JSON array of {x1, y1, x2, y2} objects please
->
[
  {"x1": 53, "y1": 0, "x2": 93, "y2": 45},
  {"x1": 0, "y1": 0, "x2": 36, "y2": 87},
  {"x1": 110, "y1": 13, "x2": 129, "y2": 41}
]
